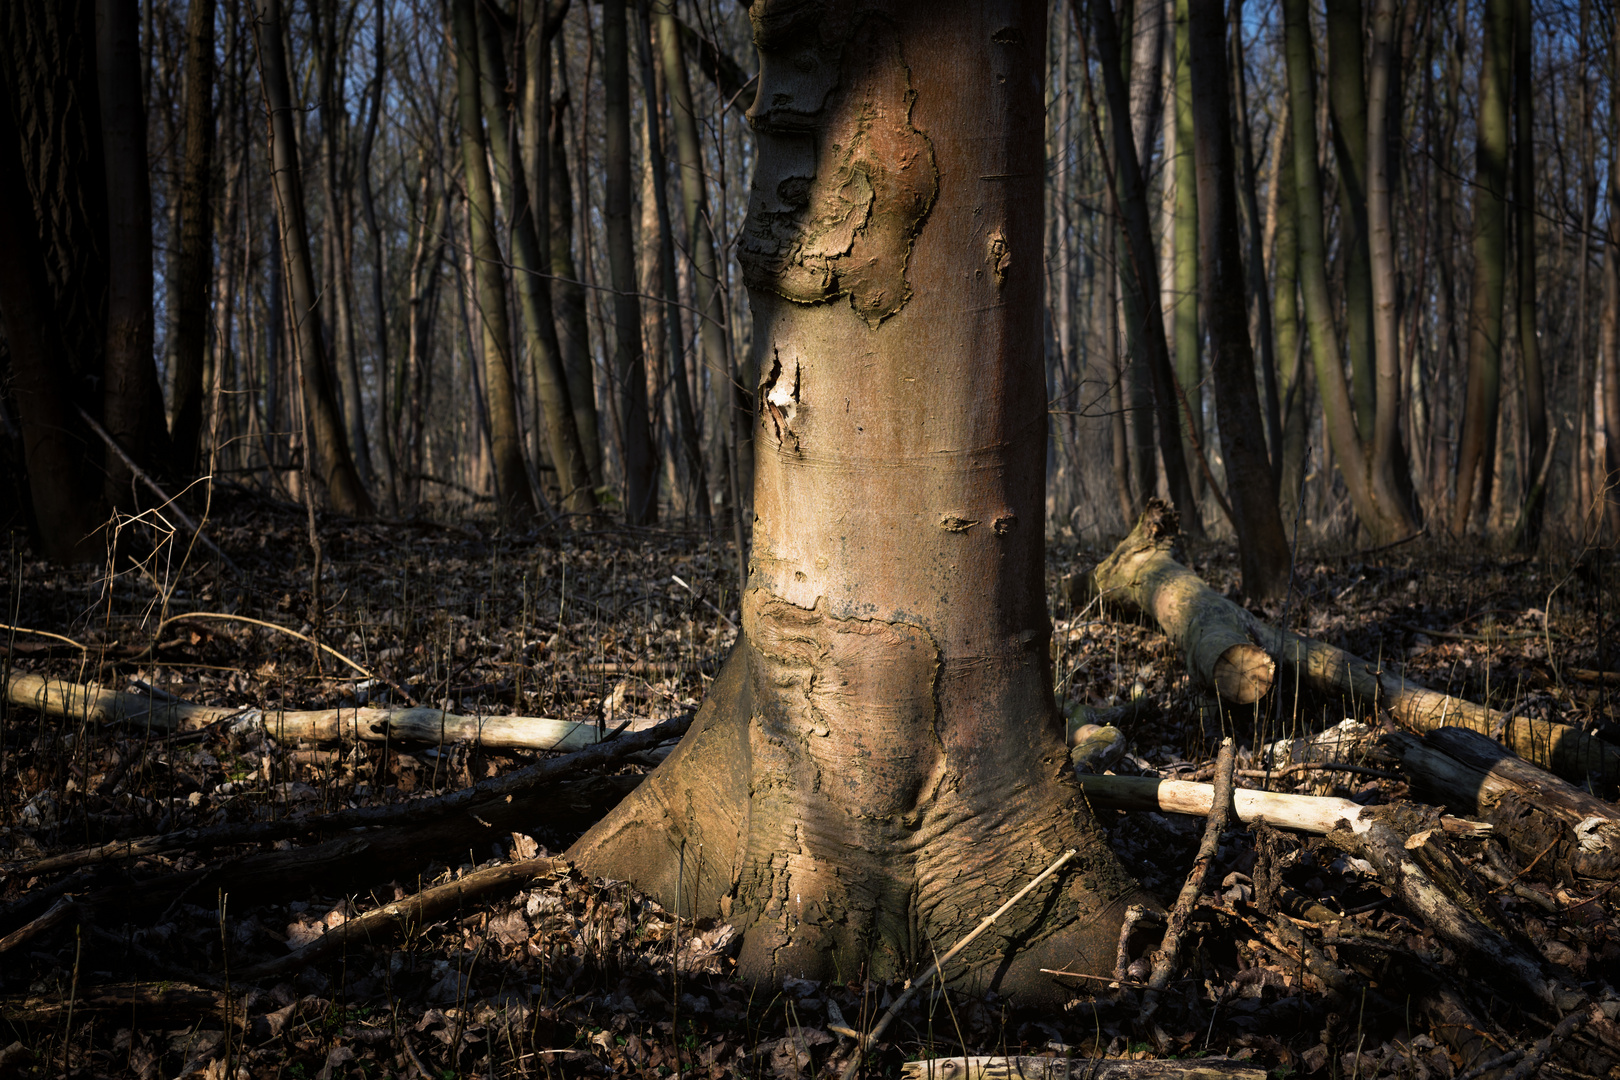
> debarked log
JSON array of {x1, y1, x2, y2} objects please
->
[
  {"x1": 3, "y1": 671, "x2": 667, "y2": 750},
  {"x1": 1076, "y1": 774, "x2": 1491, "y2": 838},
  {"x1": 1089, "y1": 501, "x2": 1620, "y2": 789},
  {"x1": 1386, "y1": 727, "x2": 1620, "y2": 880}
]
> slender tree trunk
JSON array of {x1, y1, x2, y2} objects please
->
[
  {"x1": 168, "y1": 0, "x2": 215, "y2": 477},
  {"x1": 655, "y1": 1, "x2": 745, "y2": 520},
  {"x1": 1512, "y1": 0, "x2": 1546, "y2": 548},
  {"x1": 1604, "y1": 5, "x2": 1620, "y2": 534},
  {"x1": 637, "y1": 4, "x2": 711, "y2": 525},
  {"x1": 1170, "y1": 0, "x2": 1202, "y2": 506},
  {"x1": 356, "y1": 0, "x2": 397, "y2": 513},
  {"x1": 97, "y1": 0, "x2": 171, "y2": 507},
  {"x1": 548, "y1": 88, "x2": 604, "y2": 491},
  {"x1": 1229, "y1": 0, "x2": 1281, "y2": 483},
  {"x1": 1365, "y1": 0, "x2": 1411, "y2": 531},
  {"x1": 603, "y1": 0, "x2": 657, "y2": 524},
  {"x1": 1270, "y1": 102, "x2": 1310, "y2": 522},
  {"x1": 574, "y1": 0, "x2": 1149, "y2": 1001},
  {"x1": 1188, "y1": 0, "x2": 1290, "y2": 599},
  {"x1": 251, "y1": 0, "x2": 372, "y2": 516},
  {"x1": 475, "y1": 0, "x2": 598, "y2": 518},
  {"x1": 1082, "y1": 0, "x2": 1202, "y2": 536},
  {"x1": 1124, "y1": 0, "x2": 1164, "y2": 507},
  {"x1": 1452, "y1": 0, "x2": 1511, "y2": 535},
  {"x1": 1281, "y1": 0, "x2": 1413, "y2": 543},
  {"x1": 1326, "y1": 0, "x2": 1376, "y2": 444},
  {"x1": 449, "y1": 0, "x2": 534, "y2": 523}
]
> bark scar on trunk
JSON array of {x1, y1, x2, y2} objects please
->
[{"x1": 740, "y1": 9, "x2": 937, "y2": 326}]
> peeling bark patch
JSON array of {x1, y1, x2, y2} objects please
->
[
  {"x1": 739, "y1": 14, "x2": 937, "y2": 326},
  {"x1": 993, "y1": 513, "x2": 1017, "y2": 535},
  {"x1": 938, "y1": 513, "x2": 979, "y2": 533},
  {"x1": 760, "y1": 349, "x2": 803, "y2": 451},
  {"x1": 988, "y1": 232, "x2": 1011, "y2": 288}
]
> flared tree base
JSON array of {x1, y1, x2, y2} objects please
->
[{"x1": 568, "y1": 613, "x2": 1155, "y2": 1006}]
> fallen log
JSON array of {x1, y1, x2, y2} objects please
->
[
  {"x1": 1090, "y1": 501, "x2": 1620, "y2": 789},
  {"x1": 1386, "y1": 727, "x2": 1620, "y2": 880},
  {"x1": 1076, "y1": 774, "x2": 1492, "y2": 838},
  {"x1": 1089, "y1": 503, "x2": 1274, "y2": 705},
  {"x1": 3, "y1": 671, "x2": 668, "y2": 750}
]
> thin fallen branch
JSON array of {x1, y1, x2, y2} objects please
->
[
  {"x1": 0, "y1": 896, "x2": 83, "y2": 956},
  {"x1": 1076, "y1": 774, "x2": 1492, "y2": 838},
  {"x1": 841, "y1": 848, "x2": 1080, "y2": 1080},
  {"x1": 4, "y1": 670, "x2": 668, "y2": 750},
  {"x1": 75, "y1": 405, "x2": 242, "y2": 575},
  {"x1": 0, "y1": 981, "x2": 234, "y2": 1026},
  {"x1": 899, "y1": 1058, "x2": 1266, "y2": 1080},
  {"x1": 1142, "y1": 739, "x2": 1236, "y2": 1020},
  {"x1": 233, "y1": 856, "x2": 560, "y2": 981},
  {"x1": 2, "y1": 713, "x2": 689, "y2": 879}
]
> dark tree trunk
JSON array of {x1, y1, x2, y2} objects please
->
[
  {"x1": 1187, "y1": 0, "x2": 1291, "y2": 599},
  {"x1": 97, "y1": 0, "x2": 171, "y2": 508},
  {"x1": 602, "y1": 0, "x2": 657, "y2": 524},
  {"x1": 571, "y1": 0, "x2": 1150, "y2": 1002},
  {"x1": 548, "y1": 90, "x2": 605, "y2": 492},
  {"x1": 168, "y1": 0, "x2": 216, "y2": 478}
]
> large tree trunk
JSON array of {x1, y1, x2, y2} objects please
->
[
  {"x1": 167, "y1": 0, "x2": 215, "y2": 478},
  {"x1": 96, "y1": 0, "x2": 171, "y2": 508},
  {"x1": 570, "y1": 0, "x2": 1149, "y2": 1002},
  {"x1": 1187, "y1": 1, "x2": 1290, "y2": 600},
  {"x1": 251, "y1": 0, "x2": 373, "y2": 517}
]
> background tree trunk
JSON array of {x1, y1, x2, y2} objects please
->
[
  {"x1": 252, "y1": 0, "x2": 372, "y2": 517},
  {"x1": 1170, "y1": 0, "x2": 1202, "y2": 507},
  {"x1": 1511, "y1": 0, "x2": 1545, "y2": 548},
  {"x1": 1326, "y1": 0, "x2": 1375, "y2": 444},
  {"x1": 97, "y1": 0, "x2": 171, "y2": 508},
  {"x1": 603, "y1": 0, "x2": 656, "y2": 525},
  {"x1": 167, "y1": 0, "x2": 215, "y2": 478},
  {"x1": 1188, "y1": 0, "x2": 1290, "y2": 599},
  {"x1": 571, "y1": 0, "x2": 1148, "y2": 1002},
  {"x1": 1452, "y1": 0, "x2": 1511, "y2": 535},
  {"x1": 450, "y1": 0, "x2": 534, "y2": 524}
]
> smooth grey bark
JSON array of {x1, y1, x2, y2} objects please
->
[{"x1": 573, "y1": 0, "x2": 1151, "y2": 1003}]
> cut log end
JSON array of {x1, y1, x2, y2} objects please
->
[{"x1": 1212, "y1": 643, "x2": 1276, "y2": 705}]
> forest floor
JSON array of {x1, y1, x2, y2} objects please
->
[{"x1": 1, "y1": 488, "x2": 1618, "y2": 1079}]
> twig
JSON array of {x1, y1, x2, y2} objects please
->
[
  {"x1": 74, "y1": 406, "x2": 241, "y2": 575},
  {"x1": 0, "y1": 625, "x2": 88, "y2": 651},
  {"x1": 670, "y1": 575, "x2": 737, "y2": 629},
  {"x1": 1143, "y1": 737, "x2": 1236, "y2": 1021},
  {"x1": 152, "y1": 612, "x2": 383, "y2": 686},
  {"x1": 1498, "y1": 1009, "x2": 1590, "y2": 1080},
  {"x1": 840, "y1": 847, "x2": 1079, "y2": 1080},
  {"x1": 230, "y1": 856, "x2": 559, "y2": 981},
  {"x1": 1113, "y1": 903, "x2": 1160, "y2": 983}
]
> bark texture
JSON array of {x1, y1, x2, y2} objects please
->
[{"x1": 571, "y1": 0, "x2": 1149, "y2": 1002}]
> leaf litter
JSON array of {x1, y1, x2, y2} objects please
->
[{"x1": 0, "y1": 499, "x2": 1618, "y2": 1077}]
